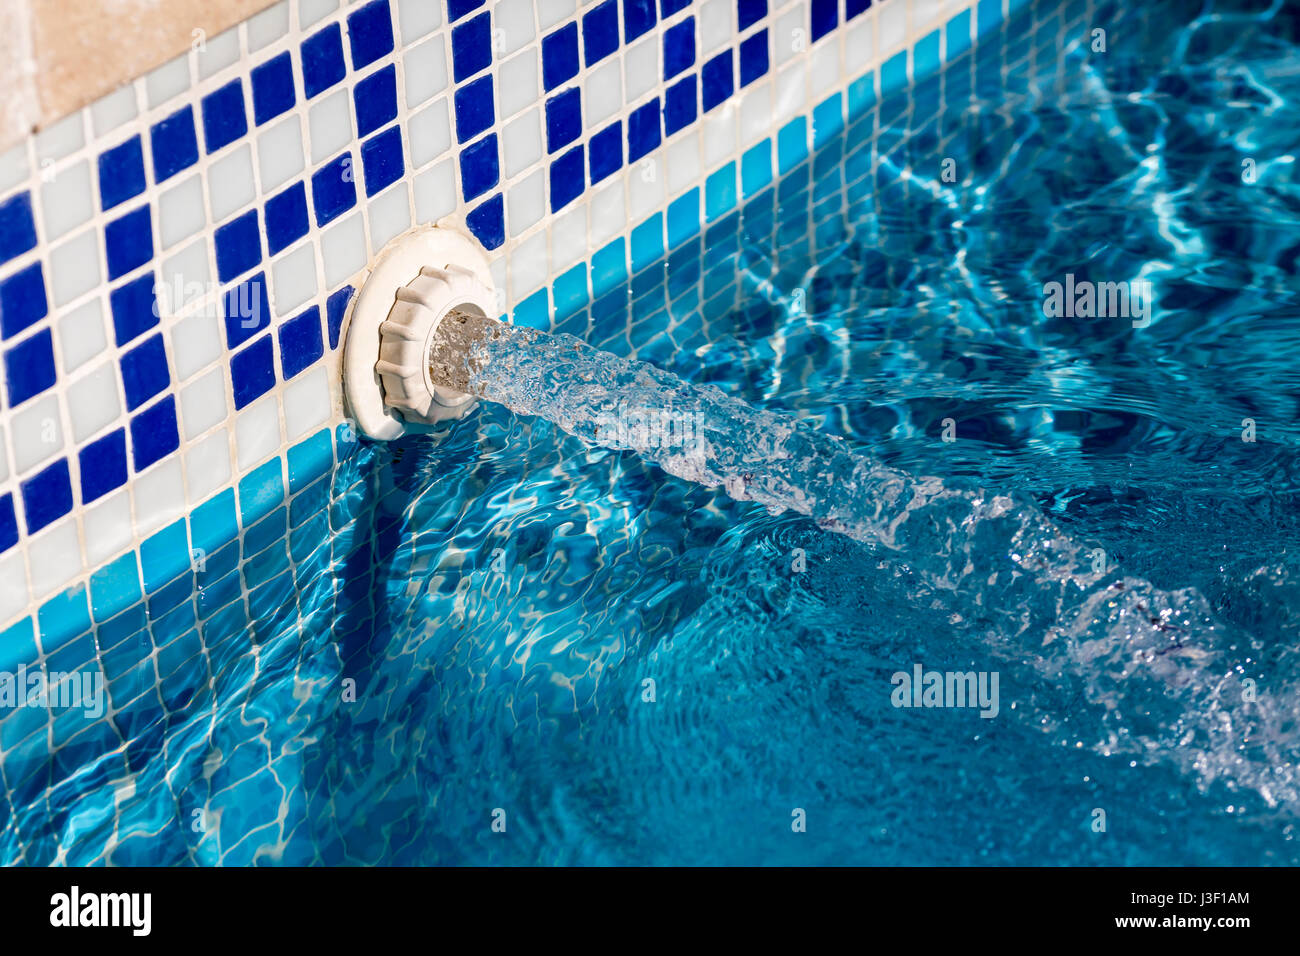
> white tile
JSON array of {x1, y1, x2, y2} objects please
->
[
  {"x1": 83, "y1": 490, "x2": 133, "y2": 568},
  {"x1": 49, "y1": 229, "x2": 102, "y2": 307},
  {"x1": 773, "y1": 61, "x2": 805, "y2": 124},
  {"x1": 236, "y1": 395, "x2": 282, "y2": 470},
  {"x1": 624, "y1": 36, "x2": 658, "y2": 102},
  {"x1": 550, "y1": 202, "x2": 586, "y2": 272},
  {"x1": 133, "y1": 457, "x2": 187, "y2": 537},
  {"x1": 158, "y1": 240, "x2": 212, "y2": 320},
  {"x1": 666, "y1": 132, "x2": 700, "y2": 193},
  {"x1": 171, "y1": 310, "x2": 224, "y2": 381},
  {"x1": 0, "y1": 551, "x2": 29, "y2": 626},
  {"x1": 414, "y1": 158, "x2": 456, "y2": 223},
  {"x1": 68, "y1": 363, "x2": 122, "y2": 443},
  {"x1": 408, "y1": 98, "x2": 452, "y2": 169},
  {"x1": 627, "y1": 156, "x2": 663, "y2": 221},
  {"x1": 510, "y1": 231, "x2": 548, "y2": 300},
  {"x1": 845, "y1": 17, "x2": 875, "y2": 73},
  {"x1": 310, "y1": 88, "x2": 354, "y2": 164},
  {"x1": 11, "y1": 394, "x2": 64, "y2": 475},
  {"x1": 186, "y1": 431, "x2": 232, "y2": 503},
  {"x1": 321, "y1": 212, "x2": 367, "y2": 287},
  {"x1": 498, "y1": 48, "x2": 539, "y2": 120},
  {"x1": 160, "y1": 175, "x2": 206, "y2": 249},
  {"x1": 0, "y1": 425, "x2": 6, "y2": 482},
  {"x1": 299, "y1": 0, "x2": 339, "y2": 29},
  {"x1": 180, "y1": 367, "x2": 229, "y2": 440},
  {"x1": 209, "y1": 144, "x2": 256, "y2": 222},
  {"x1": 396, "y1": 0, "x2": 443, "y2": 46},
  {"x1": 507, "y1": 168, "x2": 544, "y2": 237},
  {"x1": 28, "y1": 521, "x2": 83, "y2": 600},
  {"x1": 273, "y1": 244, "x2": 318, "y2": 314},
  {"x1": 58, "y1": 299, "x2": 107, "y2": 374},
  {"x1": 35, "y1": 113, "x2": 85, "y2": 164},
  {"x1": 584, "y1": 59, "x2": 622, "y2": 127},
  {"x1": 589, "y1": 177, "x2": 624, "y2": 249},
  {"x1": 91, "y1": 85, "x2": 138, "y2": 138},
  {"x1": 501, "y1": 109, "x2": 542, "y2": 179},
  {"x1": 880, "y1": 0, "x2": 906, "y2": 52},
  {"x1": 40, "y1": 159, "x2": 93, "y2": 241},
  {"x1": 811, "y1": 36, "x2": 840, "y2": 95},
  {"x1": 147, "y1": 54, "x2": 191, "y2": 108},
  {"x1": 0, "y1": 141, "x2": 29, "y2": 194},
  {"x1": 405, "y1": 37, "x2": 449, "y2": 108},
  {"x1": 488, "y1": 258, "x2": 507, "y2": 315},
  {"x1": 538, "y1": 0, "x2": 575, "y2": 31},
  {"x1": 368, "y1": 182, "x2": 411, "y2": 252},
  {"x1": 740, "y1": 82, "x2": 772, "y2": 144},
  {"x1": 197, "y1": 26, "x2": 241, "y2": 79},
  {"x1": 247, "y1": 1, "x2": 291, "y2": 51},
  {"x1": 774, "y1": 5, "x2": 806, "y2": 66},
  {"x1": 283, "y1": 365, "x2": 330, "y2": 441},
  {"x1": 495, "y1": 0, "x2": 536, "y2": 55},
  {"x1": 258, "y1": 116, "x2": 305, "y2": 193},
  {"x1": 702, "y1": 105, "x2": 736, "y2": 168},
  {"x1": 700, "y1": 0, "x2": 733, "y2": 54}
]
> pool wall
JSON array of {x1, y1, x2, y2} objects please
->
[{"x1": 0, "y1": 0, "x2": 1028, "y2": 772}]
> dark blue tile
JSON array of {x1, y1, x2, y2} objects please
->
[
  {"x1": 738, "y1": 0, "x2": 766, "y2": 30},
  {"x1": 846, "y1": 0, "x2": 871, "y2": 20},
  {"x1": 550, "y1": 146, "x2": 585, "y2": 212},
  {"x1": 661, "y1": 0, "x2": 691, "y2": 16},
  {"x1": 326, "y1": 286, "x2": 354, "y2": 349},
  {"x1": 583, "y1": 0, "x2": 620, "y2": 66},
  {"x1": 0, "y1": 261, "x2": 48, "y2": 339},
  {"x1": 664, "y1": 74, "x2": 696, "y2": 136},
  {"x1": 702, "y1": 50, "x2": 734, "y2": 111},
  {"x1": 627, "y1": 97, "x2": 661, "y2": 161},
  {"x1": 663, "y1": 17, "x2": 695, "y2": 80},
  {"x1": 79, "y1": 430, "x2": 128, "y2": 504},
  {"x1": 130, "y1": 397, "x2": 179, "y2": 472},
  {"x1": 149, "y1": 106, "x2": 200, "y2": 182},
  {"x1": 279, "y1": 306, "x2": 324, "y2": 379},
  {"x1": 454, "y1": 75, "x2": 495, "y2": 143},
  {"x1": 119, "y1": 333, "x2": 170, "y2": 411},
  {"x1": 810, "y1": 0, "x2": 837, "y2": 41},
  {"x1": 0, "y1": 192, "x2": 37, "y2": 264},
  {"x1": 105, "y1": 205, "x2": 153, "y2": 279},
  {"x1": 361, "y1": 127, "x2": 405, "y2": 196},
  {"x1": 740, "y1": 29, "x2": 769, "y2": 86},
  {"x1": 302, "y1": 23, "x2": 347, "y2": 98},
  {"x1": 354, "y1": 64, "x2": 398, "y2": 136},
  {"x1": 452, "y1": 11, "x2": 492, "y2": 82},
  {"x1": 251, "y1": 52, "x2": 296, "y2": 126},
  {"x1": 21, "y1": 459, "x2": 72, "y2": 534},
  {"x1": 466, "y1": 193, "x2": 504, "y2": 251},
  {"x1": 459, "y1": 134, "x2": 499, "y2": 201},
  {"x1": 200, "y1": 80, "x2": 248, "y2": 153},
  {"x1": 265, "y1": 182, "x2": 309, "y2": 255},
  {"x1": 0, "y1": 494, "x2": 16, "y2": 552},
  {"x1": 223, "y1": 274, "x2": 271, "y2": 349},
  {"x1": 447, "y1": 0, "x2": 485, "y2": 22},
  {"x1": 623, "y1": 0, "x2": 657, "y2": 40},
  {"x1": 98, "y1": 137, "x2": 147, "y2": 211},
  {"x1": 230, "y1": 334, "x2": 276, "y2": 410},
  {"x1": 215, "y1": 210, "x2": 262, "y2": 283},
  {"x1": 347, "y1": 0, "x2": 395, "y2": 68},
  {"x1": 589, "y1": 120, "x2": 622, "y2": 183},
  {"x1": 108, "y1": 273, "x2": 158, "y2": 346},
  {"x1": 545, "y1": 88, "x2": 582, "y2": 153},
  {"x1": 4, "y1": 327, "x2": 55, "y2": 406},
  {"x1": 542, "y1": 22, "x2": 579, "y2": 92},
  {"x1": 311, "y1": 154, "x2": 357, "y2": 225}
]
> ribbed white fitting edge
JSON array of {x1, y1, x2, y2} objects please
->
[{"x1": 341, "y1": 224, "x2": 497, "y2": 440}]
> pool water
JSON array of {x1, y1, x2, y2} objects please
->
[{"x1": 7, "y1": 0, "x2": 1300, "y2": 864}]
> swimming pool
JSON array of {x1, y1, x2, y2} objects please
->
[{"x1": 4, "y1": 0, "x2": 1300, "y2": 865}]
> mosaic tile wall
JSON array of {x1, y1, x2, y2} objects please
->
[{"x1": 0, "y1": 1, "x2": 1010, "y2": 673}]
